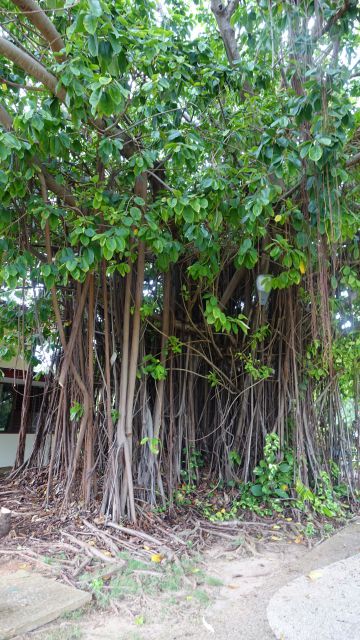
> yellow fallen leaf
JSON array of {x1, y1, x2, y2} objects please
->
[
  {"x1": 275, "y1": 214, "x2": 282, "y2": 222},
  {"x1": 285, "y1": 517, "x2": 293, "y2": 521},
  {"x1": 143, "y1": 545, "x2": 151, "y2": 551},
  {"x1": 299, "y1": 260, "x2": 306, "y2": 275},
  {"x1": 19, "y1": 563, "x2": 30, "y2": 569},
  {"x1": 272, "y1": 524, "x2": 281, "y2": 530},
  {"x1": 151, "y1": 553, "x2": 163, "y2": 563},
  {"x1": 270, "y1": 535, "x2": 282, "y2": 541},
  {"x1": 307, "y1": 570, "x2": 323, "y2": 581},
  {"x1": 100, "y1": 550, "x2": 112, "y2": 557},
  {"x1": 294, "y1": 535, "x2": 303, "y2": 544}
]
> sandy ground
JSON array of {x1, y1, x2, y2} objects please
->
[{"x1": 18, "y1": 517, "x2": 360, "y2": 640}]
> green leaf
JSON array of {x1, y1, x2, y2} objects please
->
[
  {"x1": 250, "y1": 484, "x2": 263, "y2": 497},
  {"x1": 274, "y1": 488, "x2": 289, "y2": 499},
  {"x1": 308, "y1": 144, "x2": 323, "y2": 162},
  {"x1": 168, "y1": 130, "x2": 182, "y2": 141},
  {"x1": 317, "y1": 136, "x2": 332, "y2": 146},
  {"x1": 278, "y1": 463, "x2": 290, "y2": 472},
  {"x1": 84, "y1": 14, "x2": 98, "y2": 34},
  {"x1": 88, "y1": 0, "x2": 102, "y2": 17},
  {"x1": 88, "y1": 34, "x2": 98, "y2": 56}
]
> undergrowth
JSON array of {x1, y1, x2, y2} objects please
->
[{"x1": 173, "y1": 434, "x2": 355, "y2": 525}]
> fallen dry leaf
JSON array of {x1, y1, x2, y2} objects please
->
[
  {"x1": 151, "y1": 553, "x2": 164, "y2": 563},
  {"x1": 307, "y1": 570, "x2": 323, "y2": 581}
]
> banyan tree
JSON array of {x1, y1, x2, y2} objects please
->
[{"x1": 0, "y1": 0, "x2": 359, "y2": 521}]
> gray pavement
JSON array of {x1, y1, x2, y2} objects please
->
[
  {"x1": 0, "y1": 569, "x2": 91, "y2": 640},
  {"x1": 267, "y1": 553, "x2": 360, "y2": 640}
]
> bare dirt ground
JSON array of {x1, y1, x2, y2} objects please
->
[{"x1": 14, "y1": 517, "x2": 359, "y2": 640}]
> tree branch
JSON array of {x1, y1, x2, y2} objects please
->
[
  {"x1": 210, "y1": 0, "x2": 241, "y2": 64},
  {"x1": 226, "y1": 0, "x2": 240, "y2": 18},
  {"x1": 210, "y1": 0, "x2": 252, "y2": 96},
  {"x1": 312, "y1": 0, "x2": 353, "y2": 39},
  {"x1": 0, "y1": 38, "x2": 66, "y2": 101},
  {"x1": 346, "y1": 152, "x2": 360, "y2": 168},
  {"x1": 0, "y1": 104, "x2": 13, "y2": 130},
  {"x1": 10, "y1": 0, "x2": 65, "y2": 57},
  {"x1": 40, "y1": 168, "x2": 78, "y2": 208}
]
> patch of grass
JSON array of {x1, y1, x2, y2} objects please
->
[
  {"x1": 78, "y1": 554, "x2": 220, "y2": 611},
  {"x1": 34, "y1": 624, "x2": 83, "y2": 640},
  {"x1": 322, "y1": 523, "x2": 335, "y2": 537},
  {"x1": 189, "y1": 589, "x2": 210, "y2": 605},
  {"x1": 203, "y1": 574, "x2": 223, "y2": 587},
  {"x1": 61, "y1": 607, "x2": 89, "y2": 621}
]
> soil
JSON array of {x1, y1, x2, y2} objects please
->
[{"x1": 16, "y1": 516, "x2": 360, "y2": 640}]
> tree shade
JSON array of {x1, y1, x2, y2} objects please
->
[{"x1": 0, "y1": 0, "x2": 359, "y2": 521}]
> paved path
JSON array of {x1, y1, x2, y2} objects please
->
[
  {"x1": 0, "y1": 569, "x2": 91, "y2": 640},
  {"x1": 267, "y1": 553, "x2": 360, "y2": 640}
]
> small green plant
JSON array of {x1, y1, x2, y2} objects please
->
[
  {"x1": 304, "y1": 521, "x2": 316, "y2": 537},
  {"x1": 296, "y1": 473, "x2": 345, "y2": 518},
  {"x1": 235, "y1": 352, "x2": 274, "y2": 381},
  {"x1": 202, "y1": 434, "x2": 292, "y2": 521},
  {"x1": 207, "y1": 370, "x2": 220, "y2": 387},
  {"x1": 138, "y1": 354, "x2": 167, "y2": 380},
  {"x1": 229, "y1": 450, "x2": 241, "y2": 466},
  {"x1": 323, "y1": 523, "x2": 334, "y2": 537},
  {"x1": 90, "y1": 576, "x2": 106, "y2": 603},
  {"x1": 140, "y1": 436, "x2": 160, "y2": 455},
  {"x1": 249, "y1": 433, "x2": 293, "y2": 501},
  {"x1": 204, "y1": 295, "x2": 249, "y2": 335},
  {"x1": 167, "y1": 335, "x2": 183, "y2": 354},
  {"x1": 179, "y1": 449, "x2": 204, "y2": 490},
  {"x1": 70, "y1": 402, "x2": 84, "y2": 422}
]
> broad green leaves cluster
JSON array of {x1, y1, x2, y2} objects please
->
[{"x1": 0, "y1": 0, "x2": 358, "y2": 404}]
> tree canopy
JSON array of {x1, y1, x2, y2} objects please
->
[{"x1": 0, "y1": 0, "x2": 359, "y2": 521}]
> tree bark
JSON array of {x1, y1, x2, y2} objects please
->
[
  {"x1": 0, "y1": 38, "x2": 66, "y2": 101},
  {"x1": 10, "y1": 0, "x2": 65, "y2": 57}
]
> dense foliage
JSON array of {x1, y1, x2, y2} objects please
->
[{"x1": 0, "y1": 0, "x2": 359, "y2": 520}]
